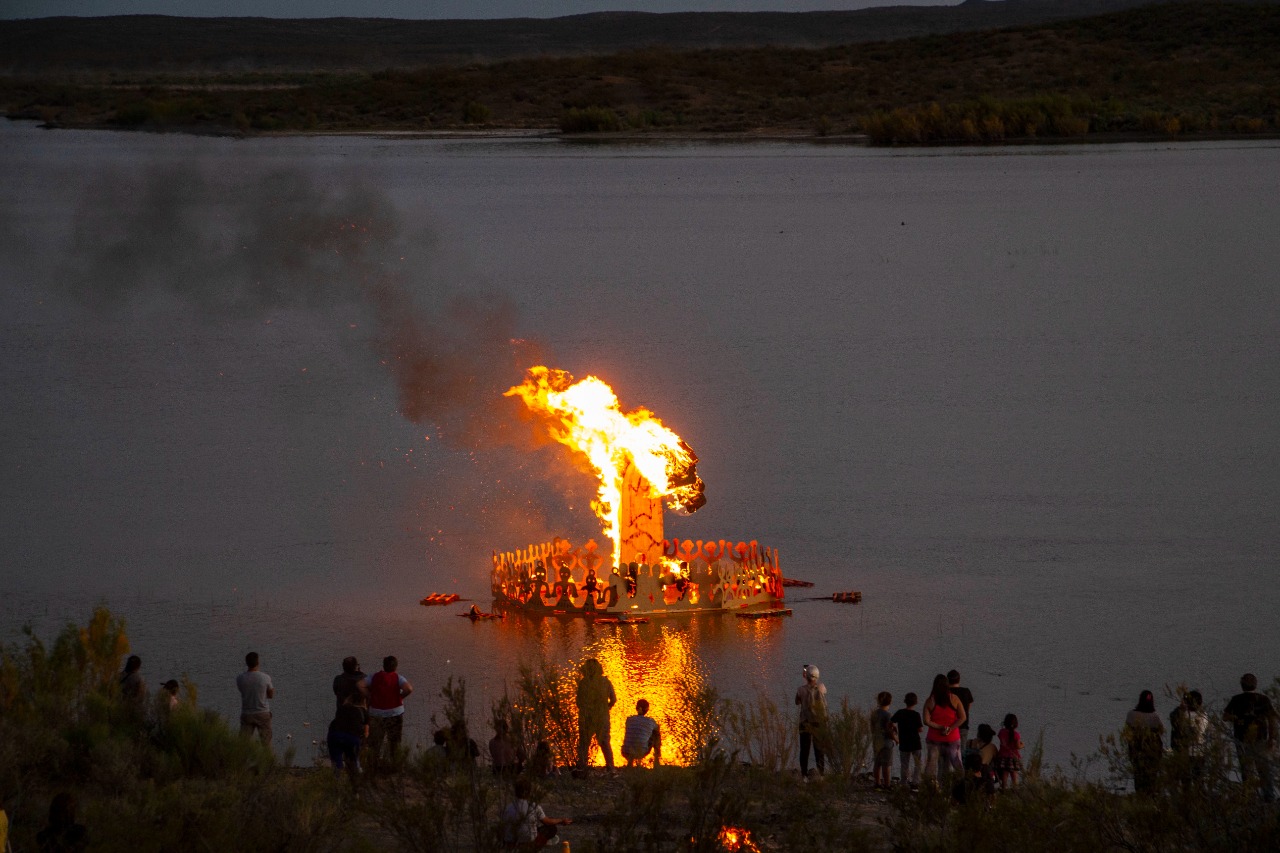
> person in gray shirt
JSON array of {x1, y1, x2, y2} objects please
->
[{"x1": 236, "y1": 651, "x2": 275, "y2": 744}]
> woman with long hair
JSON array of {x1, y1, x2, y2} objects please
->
[
  {"x1": 1124, "y1": 689, "x2": 1165, "y2": 793},
  {"x1": 922, "y1": 673, "x2": 967, "y2": 781}
]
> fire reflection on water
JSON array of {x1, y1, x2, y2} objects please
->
[
  {"x1": 585, "y1": 626, "x2": 704, "y2": 767},
  {"x1": 485, "y1": 614, "x2": 786, "y2": 768}
]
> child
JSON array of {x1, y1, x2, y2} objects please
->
[
  {"x1": 997, "y1": 713, "x2": 1025, "y2": 789},
  {"x1": 890, "y1": 692, "x2": 924, "y2": 788},
  {"x1": 961, "y1": 723, "x2": 998, "y2": 801},
  {"x1": 872, "y1": 691, "x2": 895, "y2": 789}
]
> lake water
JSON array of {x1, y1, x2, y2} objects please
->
[{"x1": 2, "y1": 121, "x2": 1278, "y2": 772}]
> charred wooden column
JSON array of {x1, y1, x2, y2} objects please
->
[{"x1": 618, "y1": 456, "x2": 664, "y2": 566}]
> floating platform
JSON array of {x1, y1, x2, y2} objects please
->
[
  {"x1": 420, "y1": 593, "x2": 461, "y2": 606},
  {"x1": 831, "y1": 591, "x2": 862, "y2": 603},
  {"x1": 735, "y1": 608, "x2": 792, "y2": 619}
]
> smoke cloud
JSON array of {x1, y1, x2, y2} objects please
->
[{"x1": 54, "y1": 164, "x2": 541, "y2": 449}]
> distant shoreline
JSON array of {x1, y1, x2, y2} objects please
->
[{"x1": 13, "y1": 117, "x2": 1280, "y2": 149}]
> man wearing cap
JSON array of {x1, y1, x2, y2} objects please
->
[{"x1": 795, "y1": 664, "x2": 828, "y2": 778}]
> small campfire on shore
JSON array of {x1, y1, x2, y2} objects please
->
[
  {"x1": 716, "y1": 825, "x2": 762, "y2": 852},
  {"x1": 492, "y1": 367, "x2": 784, "y2": 617}
]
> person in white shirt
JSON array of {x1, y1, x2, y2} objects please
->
[
  {"x1": 622, "y1": 699, "x2": 662, "y2": 767},
  {"x1": 236, "y1": 651, "x2": 275, "y2": 744},
  {"x1": 499, "y1": 777, "x2": 571, "y2": 848}
]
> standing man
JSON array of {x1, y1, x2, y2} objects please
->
[
  {"x1": 621, "y1": 699, "x2": 662, "y2": 767},
  {"x1": 367, "y1": 655, "x2": 413, "y2": 770},
  {"x1": 795, "y1": 664, "x2": 828, "y2": 778},
  {"x1": 1223, "y1": 672, "x2": 1277, "y2": 802},
  {"x1": 948, "y1": 670, "x2": 974, "y2": 744},
  {"x1": 236, "y1": 651, "x2": 274, "y2": 744},
  {"x1": 575, "y1": 658, "x2": 617, "y2": 776},
  {"x1": 333, "y1": 656, "x2": 368, "y2": 710}
]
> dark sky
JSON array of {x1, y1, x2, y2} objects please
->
[{"x1": 3, "y1": 1, "x2": 952, "y2": 20}]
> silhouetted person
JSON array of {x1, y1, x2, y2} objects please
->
[
  {"x1": 333, "y1": 656, "x2": 368, "y2": 711},
  {"x1": 490, "y1": 719, "x2": 526, "y2": 776},
  {"x1": 948, "y1": 670, "x2": 974, "y2": 742},
  {"x1": 119, "y1": 654, "x2": 146, "y2": 721},
  {"x1": 575, "y1": 658, "x2": 617, "y2": 775},
  {"x1": 36, "y1": 792, "x2": 87, "y2": 853},
  {"x1": 1124, "y1": 690, "x2": 1164, "y2": 793},
  {"x1": 1224, "y1": 673, "x2": 1277, "y2": 802}
]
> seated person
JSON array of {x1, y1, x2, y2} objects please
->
[
  {"x1": 489, "y1": 719, "x2": 526, "y2": 776},
  {"x1": 621, "y1": 699, "x2": 662, "y2": 767},
  {"x1": 500, "y1": 777, "x2": 571, "y2": 850},
  {"x1": 528, "y1": 739, "x2": 557, "y2": 777},
  {"x1": 955, "y1": 723, "x2": 999, "y2": 803}
]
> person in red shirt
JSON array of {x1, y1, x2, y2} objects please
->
[{"x1": 367, "y1": 655, "x2": 414, "y2": 771}]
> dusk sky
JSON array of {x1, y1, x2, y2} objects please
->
[{"x1": 3, "y1": 1, "x2": 953, "y2": 20}]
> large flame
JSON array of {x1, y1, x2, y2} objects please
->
[{"x1": 506, "y1": 366, "x2": 705, "y2": 560}]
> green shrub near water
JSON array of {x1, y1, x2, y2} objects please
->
[
  {"x1": 860, "y1": 95, "x2": 1099, "y2": 145},
  {"x1": 561, "y1": 105, "x2": 622, "y2": 133},
  {"x1": 0, "y1": 606, "x2": 340, "y2": 851}
]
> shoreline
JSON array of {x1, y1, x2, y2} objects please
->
[{"x1": 11, "y1": 116, "x2": 1280, "y2": 148}]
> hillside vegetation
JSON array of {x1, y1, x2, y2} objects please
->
[
  {"x1": 0, "y1": 1, "x2": 1165, "y2": 74},
  {"x1": 2, "y1": 2, "x2": 1278, "y2": 144}
]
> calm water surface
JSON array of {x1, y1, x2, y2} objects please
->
[{"x1": 2, "y1": 122, "x2": 1278, "y2": 770}]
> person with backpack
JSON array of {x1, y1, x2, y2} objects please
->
[
  {"x1": 1223, "y1": 673, "x2": 1277, "y2": 802},
  {"x1": 795, "y1": 664, "x2": 828, "y2": 779}
]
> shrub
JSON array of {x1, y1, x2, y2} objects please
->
[
  {"x1": 514, "y1": 658, "x2": 579, "y2": 769},
  {"x1": 816, "y1": 696, "x2": 871, "y2": 779},
  {"x1": 462, "y1": 100, "x2": 490, "y2": 123},
  {"x1": 720, "y1": 691, "x2": 795, "y2": 774},
  {"x1": 560, "y1": 106, "x2": 621, "y2": 133}
]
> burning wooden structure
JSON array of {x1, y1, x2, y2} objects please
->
[
  {"x1": 491, "y1": 535, "x2": 784, "y2": 616},
  {"x1": 493, "y1": 367, "x2": 785, "y2": 617}
]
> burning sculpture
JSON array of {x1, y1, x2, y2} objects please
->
[{"x1": 492, "y1": 367, "x2": 784, "y2": 616}]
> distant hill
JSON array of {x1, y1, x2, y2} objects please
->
[
  {"x1": 1, "y1": 0, "x2": 1177, "y2": 75},
  {"x1": 4, "y1": 1, "x2": 1279, "y2": 143}
]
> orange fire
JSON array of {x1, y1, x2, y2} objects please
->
[
  {"x1": 717, "y1": 826, "x2": 761, "y2": 852},
  {"x1": 506, "y1": 366, "x2": 705, "y2": 560}
]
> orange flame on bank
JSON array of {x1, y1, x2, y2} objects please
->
[
  {"x1": 717, "y1": 826, "x2": 761, "y2": 852},
  {"x1": 506, "y1": 366, "x2": 705, "y2": 561}
]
